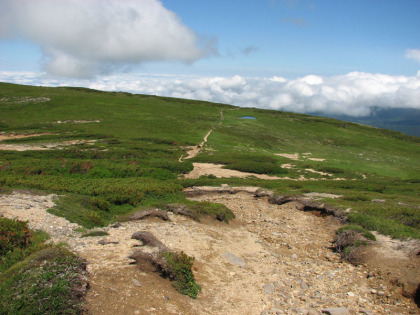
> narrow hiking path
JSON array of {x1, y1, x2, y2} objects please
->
[
  {"x1": 1, "y1": 190, "x2": 418, "y2": 314},
  {"x1": 178, "y1": 110, "x2": 223, "y2": 162}
]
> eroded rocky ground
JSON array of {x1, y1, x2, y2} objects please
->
[{"x1": 1, "y1": 189, "x2": 419, "y2": 315}]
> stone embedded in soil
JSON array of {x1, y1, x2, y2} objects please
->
[
  {"x1": 132, "y1": 278, "x2": 142, "y2": 287},
  {"x1": 263, "y1": 283, "x2": 275, "y2": 294},
  {"x1": 221, "y1": 251, "x2": 246, "y2": 267},
  {"x1": 321, "y1": 307, "x2": 350, "y2": 315}
]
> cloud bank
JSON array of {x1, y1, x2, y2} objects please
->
[
  {"x1": 0, "y1": 0, "x2": 207, "y2": 78},
  {"x1": 1, "y1": 71, "x2": 420, "y2": 117}
]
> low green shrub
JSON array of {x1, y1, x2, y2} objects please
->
[
  {"x1": 224, "y1": 162, "x2": 287, "y2": 175},
  {"x1": 67, "y1": 160, "x2": 94, "y2": 174},
  {"x1": 336, "y1": 224, "x2": 376, "y2": 241},
  {"x1": 90, "y1": 197, "x2": 111, "y2": 212},
  {"x1": 0, "y1": 246, "x2": 87, "y2": 314},
  {"x1": 0, "y1": 218, "x2": 32, "y2": 256},
  {"x1": 81, "y1": 230, "x2": 109, "y2": 238},
  {"x1": 160, "y1": 251, "x2": 201, "y2": 298}
]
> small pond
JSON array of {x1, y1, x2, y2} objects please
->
[{"x1": 239, "y1": 116, "x2": 257, "y2": 119}]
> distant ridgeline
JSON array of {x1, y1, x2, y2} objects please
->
[{"x1": 310, "y1": 107, "x2": 420, "y2": 137}]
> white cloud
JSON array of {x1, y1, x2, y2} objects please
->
[
  {"x1": 0, "y1": 0, "x2": 210, "y2": 78},
  {"x1": 406, "y1": 49, "x2": 420, "y2": 63},
  {"x1": 1, "y1": 71, "x2": 420, "y2": 117}
]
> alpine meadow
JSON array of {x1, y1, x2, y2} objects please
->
[{"x1": 0, "y1": 82, "x2": 419, "y2": 314}]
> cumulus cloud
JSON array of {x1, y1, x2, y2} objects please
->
[
  {"x1": 0, "y1": 0, "x2": 209, "y2": 78},
  {"x1": 406, "y1": 49, "x2": 420, "y2": 63},
  {"x1": 1, "y1": 71, "x2": 420, "y2": 117}
]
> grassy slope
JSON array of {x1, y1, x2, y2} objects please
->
[{"x1": 0, "y1": 82, "x2": 419, "y2": 239}]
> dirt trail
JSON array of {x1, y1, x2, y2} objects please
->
[
  {"x1": 1, "y1": 190, "x2": 418, "y2": 314},
  {"x1": 179, "y1": 110, "x2": 223, "y2": 162}
]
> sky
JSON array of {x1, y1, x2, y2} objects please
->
[{"x1": 1, "y1": 0, "x2": 420, "y2": 117}]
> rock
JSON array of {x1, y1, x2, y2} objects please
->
[
  {"x1": 129, "y1": 208, "x2": 169, "y2": 221},
  {"x1": 132, "y1": 278, "x2": 142, "y2": 287},
  {"x1": 131, "y1": 231, "x2": 170, "y2": 252},
  {"x1": 260, "y1": 311, "x2": 269, "y2": 315},
  {"x1": 273, "y1": 281, "x2": 282, "y2": 288},
  {"x1": 347, "y1": 291, "x2": 355, "y2": 297},
  {"x1": 359, "y1": 309, "x2": 375, "y2": 315},
  {"x1": 98, "y1": 239, "x2": 119, "y2": 245},
  {"x1": 269, "y1": 306, "x2": 284, "y2": 314},
  {"x1": 221, "y1": 252, "x2": 246, "y2": 267},
  {"x1": 255, "y1": 188, "x2": 272, "y2": 198},
  {"x1": 291, "y1": 253, "x2": 298, "y2": 260},
  {"x1": 216, "y1": 212, "x2": 225, "y2": 222},
  {"x1": 166, "y1": 204, "x2": 196, "y2": 220},
  {"x1": 111, "y1": 222, "x2": 122, "y2": 228},
  {"x1": 263, "y1": 283, "x2": 275, "y2": 294},
  {"x1": 370, "y1": 289, "x2": 377, "y2": 294},
  {"x1": 300, "y1": 280, "x2": 309, "y2": 290},
  {"x1": 321, "y1": 307, "x2": 350, "y2": 315}
]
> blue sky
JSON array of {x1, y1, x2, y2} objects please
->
[
  {"x1": 161, "y1": 0, "x2": 420, "y2": 77},
  {"x1": 1, "y1": 0, "x2": 420, "y2": 117}
]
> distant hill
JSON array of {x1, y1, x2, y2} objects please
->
[{"x1": 310, "y1": 107, "x2": 420, "y2": 137}]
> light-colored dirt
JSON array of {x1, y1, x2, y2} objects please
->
[
  {"x1": 308, "y1": 158, "x2": 326, "y2": 162},
  {"x1": 1, "y1": 189, "x2": 419, "y2": 314},
  {"x1": 0, "y1": 132, "x2": 55, "y2": 141},
  {"x1": 276, "y1": 153, "x2": 301, "y2": 160},
  {"x1": 179, "y1": 110, "x2": 223, "y2": 162},
  {"x1": 0, "y1": 139, "x2": 96, "y2": 151},
  {"x1": 54, "y1": 120, "x2": 101, "y2": 124},
  {"x1": 182, "y1": 163, "x2": 287, "y2": 180},
  {"x1": 276, "y1": 153, "x2": 326, "y2": 162}
]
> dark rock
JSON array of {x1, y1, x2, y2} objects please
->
[
  {"x1": 359, "y1": 309, "x2": 375, "y2": 315},
  {"x1": 254, "y1": 189, "x2": 272, "y2": 198},
  {"x1": 167, "y1": 204, "x2": 197, "y2": 221},
  {"x1": 216, "y1": 212, "x2": 225, "y2": 221},
  {"x1": 268, "y1": 195, "x2": 344, "y2": 220},
  {"x1": 131, "y1": 231, "x2": 170, "y2": 252},
  {"x1": 269, "y1": 195, "x2": 297, "y2": 205},
  {"x1": 111, "y1": 222, "x2": 122, "y2": 228},
  {"x1": 98, "y1": 239, "x2": 119, "y2": 245},
  {"x1": 129, "y1": 209, "x2": 169, "y2": 221}
]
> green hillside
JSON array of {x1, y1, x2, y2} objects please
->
[{"x1": 1, "y1": 82, "x2": 419, "y2": 239}]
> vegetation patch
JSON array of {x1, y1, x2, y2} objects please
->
[
  {"x1": 0, "y1": 217, "x2": 87, "y2": 314},
  {"x1": 0, "y1": 246, "x2": 88, "y2": 315},
  {"x1": 81, "y1": 230, "x2": 109, "y2": 238},
  {"x1": 160, "y1": 251, "x2": 201, "y2": 298},
  {"x1": 334, "y1": 224, "x2": 376, "y2": 263}
]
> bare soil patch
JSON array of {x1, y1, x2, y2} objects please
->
[
  {"x1": 182, "y1": 163, "x2": 286, "y2": 180},
  {"x1": 0, "y1": 139, "x2": 96, "y2": 151},
  {"x1": 0, "y1": 132, "x2": 56, "y2": 141}
]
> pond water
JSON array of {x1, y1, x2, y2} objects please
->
[{"x1": 239, "y1": 116, "x2": 257, "y2": 119}]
